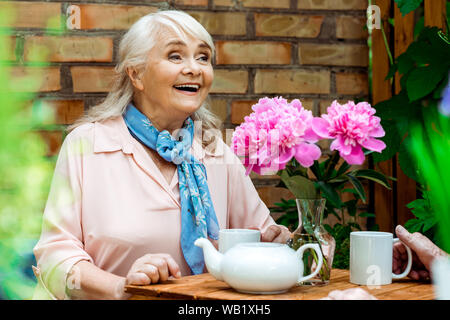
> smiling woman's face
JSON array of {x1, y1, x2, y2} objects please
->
[{"x1": 135, "y1": 28, "x2": 214, "y2": 129}]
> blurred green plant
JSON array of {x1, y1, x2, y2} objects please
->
[
  {"x1": 372, "y1": 0, "x2": 450, "y2": 250},
  {"x1": 373, "y1": 21, "x2": 449, "y2": 241},
  {"x1": 0, "y1": 6, "x2": 61, "y2": 299},
  {"x1": 409, "y1": 103, "x2": 450, "y2": 253}
]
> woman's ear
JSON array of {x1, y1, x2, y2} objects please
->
[{"x1": 126, "y1": 67, "x2": 144, "y2": 91}]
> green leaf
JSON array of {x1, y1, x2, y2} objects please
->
[
  {"x1": 344, "y1": 199, "x2": 358, "y2": 216},
  {"x1": 327, "y1": 176, "x2": 349, "y2": 184},
  {"x1": 372, "y1": 120, "x2": 402, "y2": 163},
  {"x1": 413, "y1": 16, "x2": 424, "y2": 39},
  {"x1": 336, "y1": 162, "x2": 351, "y2": 178},
  {"x1": 351, "y1": 169, "x2": 392, "y2": 189},
  {"x1": 394, "y1": 0, "x2": 423, "y2": 16},
  {"x1": 404, "y1": 218, "x2": 423, "y2": 233},
  {"x1": 406, "y1": 198, "x2": 427, "y2": 210},
  {"x1": 374, "y1": 93, "x2": 411, "y2": 120},
  {"x1": 385, "y1": 63, "x2": 398, "y2": 80},
  {"x1": 316, "y1": 181, "x2": 343, "y2": 208},
  {"x1": 406, "y1": 65, "x2": 446, "y2": 102},
  {"x1": 407, "y1": 41, "x2": 435, "y2": 65},
  {"x1": 398, "y1": 137, "x2": 423, "y2": 183},
  {"x1": 310, "y1": 160, "x2": 322, "y2": 180},
  {"x1": 346, "y1": 174, "x2": 366, "y2": 203},
  {"x1": 397, "y1": 53, "x2": 415, "y2": 75},
  {"x1": 348, "y1": 222, "x2": 362, "y2": 231},
  {"x1": 433, "y1": 77, "x2": 450, "y2": 99},
  {"x1": 359, "y1": 212, "x2": 376, "y2": 218},
  {"x1": 280, "y1": 172, "x2": 317, "y2": 199},
  {"x1": 423, "y1": 218, "x2": 437, "y2": 232},
  {"x1": 343, "y1": 188, "x2": 358, "y2": 195}
]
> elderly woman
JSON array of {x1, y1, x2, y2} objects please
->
[{"x1": 32, "y1": 10, "x2": 290, "y2": 300}]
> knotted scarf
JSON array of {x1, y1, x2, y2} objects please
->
[{"x1": 123, "y1": 103, "x2": 219, "y2": 274}]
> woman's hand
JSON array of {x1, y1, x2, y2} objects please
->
[
  {"x1": 321, "y1": 288, "x2": 377, "y2": 300},
  {"x1": 261, "y1": 224, "x2": 291, "y2": 244},
  {"x1": 393, "y1": 225, "x2": 449, "y2": 280},
  {"x1": 126, "y1": 253, "x2": 182, "y2": 285}
]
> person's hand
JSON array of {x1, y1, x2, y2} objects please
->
[
  {"x1": 321, "y1": 288, "x2": 377, "y2": 300},
  {"x1": 393, "y1": 225, "x2": 449, "y2": 280},
  {"x1": 125, "y1": 253, "x2": 182, "y2": 285},
  {"x1": 261, "y1": 224, "x2": 291, "y2": 243}
]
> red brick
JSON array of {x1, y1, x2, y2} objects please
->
[
  {"x1": 71, "y1": 67, "x2": 116, "y2": 93},
  {"x1": 256, "y1": 186, "x2": 295, "y2": 208},
  {"x1": 208, "y1": 99, "x2": 228, "y2": 123},
  {"x1": 37, "y1": 130, "x2": 64, "y2": 157},
  {"x1": 24, "y1": 36, "x2": 113, "y2": 63},
  {"x1": 188, "y1": 11, "x2": 246, "y2": 36},
  {"x1": 6, "y1": 66, "x2": 60, "y2": 92},
  {"x1": 175, "y1": 0, "x2": 208, "y2": 6},
  {"x1": 336, "y1": 16, "x2": 369, "y2": 39},
  {"x1": 214, "y1": 0, "x2": 290, "y2": 8},
  {"x1": 211, "y1": 70, "x2": 248, "y2": 94},
  {"x1": 34, "y1": 100, "x2": 85, "y2": 125},
  {"x1": 298, "y1": 0, "x2": 368, "y2": 10},
  {"x1": 254, "y1": 69, "x2": 330, "y2": 94},
  {"x1": 216, "y1": 41, "x2": 291, "y2": 65},
  {"x1": 0, "y1": 1, "x2": 61, "y2": 28},
  {"x1": 231, "y1": 100, "x2": 258, "y2": 125},
  {"x1": 77, "y1": 4, "x2": 158, "y2": 30},
  {"x1": 255, "y1": 14, "x2": 324, "y2": 38},
  {"x1": 335, "y1": 73, "x2": 369, "y2": 95},
  {"x1": 299, "y1": 44, "x2": 369, "y2": 67}
]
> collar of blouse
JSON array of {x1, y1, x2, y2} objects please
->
[{"x1": 92, "y1": 115, "x2": 223, "y2": 160}]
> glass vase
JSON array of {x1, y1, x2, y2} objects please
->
[{"x1": 286, "y1": 198, "x2": 336, "y2": 286}]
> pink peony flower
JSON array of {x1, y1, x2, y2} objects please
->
[
  {"x1": 311, "y1": 100, "x2": 386, "y2": 165},
  {"x1": 231, "y1": 97, "x2": 322, "y2": 175}
]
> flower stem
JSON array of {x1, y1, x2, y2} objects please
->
[
  {"x1": 303, "y1": 234, "x2": 330, "y2": 282},
  {"x1": 324, "y1": 150, "x2": 340, "y2": 180}
]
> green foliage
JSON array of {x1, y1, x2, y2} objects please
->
[
  {"x1": 374, "y1": 18, "x2": 450, "y2": 250},
  {"x1": 404, "y1": 191, "x2": 441, "y2": 247},
  {"x1": 394, "y1": 0, "x2": 423, "y2": 16},
  {"x1": 272, "y1": 154, "x2": 391, "y2": 269},
  {"x1": 374, "y1": 27, "x2": 450, "y2": 183},
  {"x1": 409, "y1": 107, "x2": 450, "y2": 252},
  {"x1": 0, "y1": 9, "x2": 59, "y2": 299}
]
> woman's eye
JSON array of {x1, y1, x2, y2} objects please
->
[
  {"x1": 169, "y1": 54, "x2": 182, "y2": 61},
  {"x1": 198, "y1": 55, "x2": 210, "y2": 62}
]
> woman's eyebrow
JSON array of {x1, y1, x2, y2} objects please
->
[
  {"x1": 164, "y1": 40, "x2": 211, "y2": 51},
  {"x1": 165, "y1": 40, "x2": 186, "y2": 48},
  {"x1": 198, "y1": 43, "x2": 211, "y2": 51}
]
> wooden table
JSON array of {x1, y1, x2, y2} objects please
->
[{"x1": 125, "y1": 269, "x2": 435, "y2": 300}]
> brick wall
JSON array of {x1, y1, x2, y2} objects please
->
[{"x1": 3, "y1": 0, "x2": 370, "y2": 215}]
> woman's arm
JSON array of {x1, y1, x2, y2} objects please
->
[
  {"x1": 67, "y1": 261, "x2": 130, "y2": 300},
  {"x1": 68, "y1": 253, "x2": 182, "y2": 300}
]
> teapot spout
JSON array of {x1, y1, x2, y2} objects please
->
[{"x1": 194, "y1": 238, "x2": 224, "y2": 281}]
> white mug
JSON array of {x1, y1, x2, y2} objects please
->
[
  {"x1": 219, "y1": 229, "x2": 261, "y2": 253},
  {"x1": 350, "y1": 231, "x2": 413, "y2": 286}
]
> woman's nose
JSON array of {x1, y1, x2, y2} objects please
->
[{"x1": 182, "y1": 58, "x2": 202, "y2": 76}]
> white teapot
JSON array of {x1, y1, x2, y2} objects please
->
[{"x1": 194, "y1": 238, "x2": 323, "y2": 294}]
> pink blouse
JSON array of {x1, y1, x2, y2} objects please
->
[{"x1": 33, "y1": 115, "x2": 281, "y2": 299}]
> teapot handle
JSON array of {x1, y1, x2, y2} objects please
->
[{"x1": 296, "y1": 243, "x2": 324, "y2": 283}]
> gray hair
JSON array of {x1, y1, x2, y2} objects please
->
[{"x1": 68, "y1": 10, "x2": 222, "y2": 146}]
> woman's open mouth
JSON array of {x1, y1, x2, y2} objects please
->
[{"x1": 173, "y1": 84, "x2": 200, "y2": 94}]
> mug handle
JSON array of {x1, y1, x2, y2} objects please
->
[
  {"x1": 392, "y1": 238, "x2": 413, "y2": 279},
  {"x1": 296, "y1": 243, "x2": 324, "y2": 283}
]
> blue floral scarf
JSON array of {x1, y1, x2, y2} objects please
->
[{"x1": 123, "y1": 103, "x2": 219, "y2": 274}]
